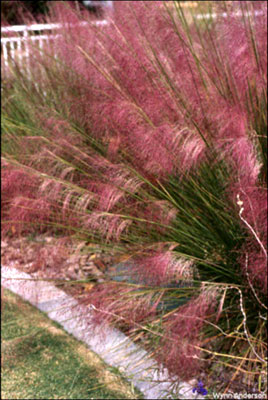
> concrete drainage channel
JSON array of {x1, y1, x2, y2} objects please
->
[{"x1": 2, "y1": 266, "x2": 200, "y2": 399}]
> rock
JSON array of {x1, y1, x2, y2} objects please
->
[
  {"x1": 92, "y1": 258, "x2": 107, "y2": 272},
  {"x1": 67, "y1": 254, "x2": 80, "y2": 265},
  {"x1": 79, "y1": 254, "x2": 90, "y2": 266},
  {"x1": 66, "y1": 271, "x2": 79, "y2": 281},
  {"x1": 45, "y1": 237, "x2": 54, "y2": 244},
  {"x1": 106, "y1": 262, "x2": 134, "y2": 283},
  {"x1": 82, "y1": 261, "x2": 105, "y2": 278}
]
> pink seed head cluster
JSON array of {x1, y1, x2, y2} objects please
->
[{"x1": 157, "y1": 289, "x2": 217, "y2": 380}]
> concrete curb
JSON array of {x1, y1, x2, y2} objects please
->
[{"x1": 2, "y1": 266, "x2": 200, "y2": 399}]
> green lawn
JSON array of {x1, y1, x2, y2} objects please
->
[{"x1": 1, "y1": 288, "x2": 142, "y2": 400}]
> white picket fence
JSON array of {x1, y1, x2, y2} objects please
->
[
  {"x1": 1, "y1": 20, "x2": 108, "y2": 75},
  {"x1": 196, "y1": 8, "x2": 265, "y2": 20}
]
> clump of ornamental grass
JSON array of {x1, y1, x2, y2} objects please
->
[{"x1": 1, "y1": 1, "x2": 267, "y2": 394}]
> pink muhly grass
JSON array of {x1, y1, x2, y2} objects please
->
[
  {"x1": 1, "y1": 164, "x2": 48, "y2": 235},
  {"x1": 225, "y1": 136, "x2": 261, "y2": 188},
  {"x1": 83, "y1": 212, "x2": 132, "y2": 242},
  {"x1": 236, "y1": 187, "x2": 267, "y2": 295},
  {"x1": 97, "y1": 183, "x2": 129, "y2": 212},
  {"x1": 241, "y1": 245, "x2": 267, "y2": 296},
  {"x1": 143, "y1": 200, "x2": 177, "y2": 229},
  {"x1": 215, "y1": 1, "x2": 267, "y2": 93},
  {"x1": 1, "y1": 165, "x2": 38, "y2": 210},
  {"x1": 225, "y1": 136, "x2": 267, "y2": 294},
  {"x1": 28, "y1": 1, "x2": 267, "y2": 152},
  {"x1": 107, "y1": 134, "x2": 121, "y2": 160},
  {"x1": 33, "y1": 5, "x2": 228, "y2": 175},
  {"x1": 2, "y1": 157, "x2": 82, "y2": 237},
  {"x1": 80, "y1": 282, "x2": 158, "y2": 329},
  {"x1": 133, "y1": 251, "x2": 193, "y2": 286},
  {"x1": 85, "y1": 3, "x2": 264, "y2": 172},
  {"x1": 2, "y1": 1, "x2": 267, "y2": 389},
  {"x1": 44, "y1": 2, "x2": 207, "y2": 176},
  {"x1": 5, "y1": 196, "x2": 52, "y2": 236},
  {"x1": 230, "y1": 171, "x2": 267, "y2": 234},
  {"x1": 156, "y1": 289, "x2": 218, "y2": 380},
  {"x1": 127, "y1": 126, "x2": 175, "y2": 177},
  {"x1": 95, "y1": 167, "x2": 144, "y2": 212}
]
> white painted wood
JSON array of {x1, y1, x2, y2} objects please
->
[
  {"x1": 1, "y1": 20, "x2": 107, "y2": 34},
  {"x1": 1, "y1": 21, "x2": 108, "y2": 74}
]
